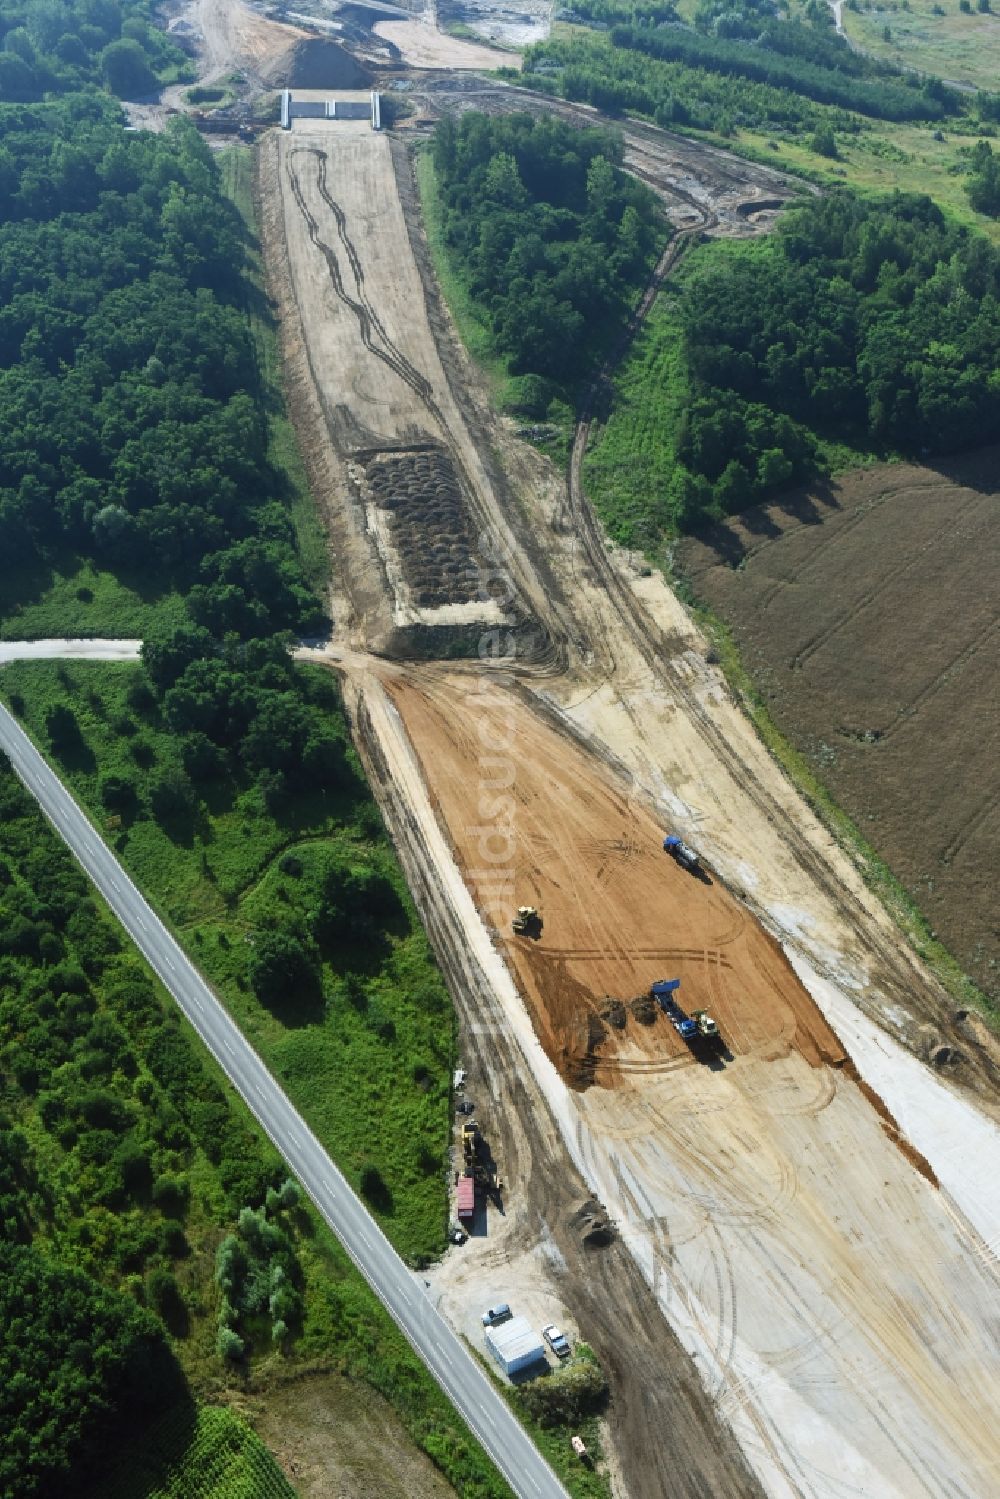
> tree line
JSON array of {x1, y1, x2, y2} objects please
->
[
  {"x1": 665, "y1": 190, "x2": 1000, "y2": 530},
  {"x1": 0, "y1": 98, "x2": 323, "y2": 639},
  {"x1": 515, "y1": 0, "x2": 996, "y2": 140},
  {"x1": 516, "y1": 28, "x2": 850, "y2": 136},
  {"x1": 431, "y1": 111, "x2": 664, "y2": 409},
  {"x1": 0, "y1": 0, "x2": 191, "y2": 102},
  {"x1": 607, "y1": 21, "x2": 951, "y2": 122}
]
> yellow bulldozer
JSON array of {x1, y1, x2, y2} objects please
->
[{"x1": 512, "y1": 905, "x2": 542, "y2": 938}]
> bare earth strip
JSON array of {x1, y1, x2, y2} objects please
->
[
  {"x1": 261, "y1": 116, "x2": 1000, "y2": 1499},
  {"x1": 374, "y1": 16, "x2": 520, "y2": 70}
]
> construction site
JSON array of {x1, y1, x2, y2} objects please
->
[{"x1": 126, "y1": 1, "x2": 1000, "y2": 1494}]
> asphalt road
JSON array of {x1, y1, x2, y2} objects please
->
[{"x1": 0, "y1": 700, "x2": 570, "y2": 1499}]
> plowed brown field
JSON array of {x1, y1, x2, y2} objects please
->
[{"x1": 679, "y1": 452, "x2": 1000, "y2": 1008}]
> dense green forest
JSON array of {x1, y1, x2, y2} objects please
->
[
  {"x1": 605, "y1": 19, "x2": 955, "y2": 122},
  {"x1": 0, "y1": 753, "x2": 282, "y2": 1495},
  {"x1": 584, "y1": 189, "x2": 1000, "y2": 540},
  {"x1": 430, "y1": 111, "x2": 665, "y2": 411},
  {"x1": 0, "y1": 0, "x2": 191, "y2": 101},
  {"x1": 516, "y1": 0, "x2": 1000, "y2": 142},
  {"x1": 0, "y1": 98, "x2": 322, "y2": 640},
  {"x1": 967, "y1": 139, "x2": 1000, "y2": 216},
  {"x1": 0, "y1": 741, "x2": 510, "y2": 1496},
  {"x1": 0, "y1": 1241, "x2": 185, "y2": 1497},
  {"x1": 5, "y1": 653, "x2": 457, "y2": 1267}
]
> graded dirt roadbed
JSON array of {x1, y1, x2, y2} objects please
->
[
  {"x1": 358, "y1": 662, "x2": 1000, "y2": 1499},
  {"x1": 384, "y1": 669, "x2": 848, "y2": 1085},
  {"x1": 263, "y1": 111, "x2": 1000, "y2": 1499},
  {"x1": 258, "y1": 126, "x2": 552, "y2": 650}
]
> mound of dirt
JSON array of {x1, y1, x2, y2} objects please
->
[
  {"x1": 630, "y1": 994, "x2": 657, "y2": 1025},
  {"x1": 564, "y1": 1010, "x2": 608, "y2": 1090},
  {"x1": 569, "y1": 1197, "x2": 616, "y2": 1248},
  {"x1": 599, "y1": 997, "x2": 628, "y2": 1030},
  {"x1": 263, "y1": 38, "x2": 371, "y2": 89}
]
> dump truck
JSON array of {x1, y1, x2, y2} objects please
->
[
  {"x1": 456, "y1": 1172, "x2": 476, "y2": 1224},
  {"x1": 663, "y1": 834, "x2": 700, "y2": 873},
  {"x1": 650, "y1": 979, "x2": 698, "y2": 1039},
  {"x1": 512, "y1": 905, "x2": 542, "y2": 937}
]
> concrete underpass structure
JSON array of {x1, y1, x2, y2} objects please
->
[{"x1": 281, "y1": 88, "x2": 381, "y2": 131}]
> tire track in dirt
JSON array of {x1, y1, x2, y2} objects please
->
[
  {"x1": 286, "y1": 146, "x2": 445, "y2": 424},
  {"x1": 938, "y1": 785, "x2": 999, "y2": 865},
  {"x1": 874, "y1": 615, "x2": 999, "y2": 743},
  {"x1": 788, "y1": 495, "x2": 982, "y2": 671},
  {"x1": 621, "y1": 1162, "x2": 817, "y2": 1499},
  {"x1": 347, "y1": 680, "x2": 766, "y2": 1499},
  {"x1": 310, "y1": 149, "x2": 438, "y2": 408},
  {"x1": 740, "y1": 1222, "x2": 982, "y2": 1499}
]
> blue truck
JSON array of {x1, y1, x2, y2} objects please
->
[
  {"x1": 651, "y1": 980, "x2": 719, "y2": 1043},
  {"x1": 663, "y1": 835, "x2": 700, "y2": 873},
  {"x1": 650, "y1": 979, "x2": 698, "y2": 1038}
]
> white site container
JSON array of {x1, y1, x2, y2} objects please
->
[{"x1": 485, "y1": 1315, "x2": 545, "y2": 1377}]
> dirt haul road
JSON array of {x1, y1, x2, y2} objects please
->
[{"x1": 262, "y1": 112, "x2": 1000, "y2": 1499}]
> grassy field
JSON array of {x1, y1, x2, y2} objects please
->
[
  {"x1": 0, "y1": 559, "x2": 188, "y2": 642},
  {"x1": 415, "y1": 149, "x2": 519, "y2": 405},
  {"x1": 1, "y1": 658, "x2": 454, "y2": 1267},
  {"x1": 843, "y1": 0, "x2": 1000, "y2": 93},
  {"x1": 730, "y1": 118, "x2": 1000, "y2": 242},
  {"x1": 104, "y1": 1404, "x2": 297, "y2": 1499},
  {"x1": 581, "y1": 289, "x2": 689, "y2": 556},
  {"x1": 218, "y1": 148, "x2": 330, "y2": 600}
]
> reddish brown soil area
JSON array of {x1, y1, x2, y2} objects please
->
[
  {"x1": 679, "y1": 452, "x2": 1000, "y2": 1007},
  {"x1": 384, "y1": 668, "x2": 847, "y2": 1088}
]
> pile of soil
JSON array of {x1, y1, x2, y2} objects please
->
[
  {"x1": 564, "y1": 1010, "x2": 608, "y2": 1090},
  {"x1": 630, "y1": 994, "x2": 657, "y2": 1025},
  {"x1": 263, "y1": 38, "x2": 371, "y2": 89},
  {"x1": 600, "y1": 997, "x2": 628, "y2": 1030},
  {"x1": 569, "y1": 1197, "x2": 615, "y2": 1248}
]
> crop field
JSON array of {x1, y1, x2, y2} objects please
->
[
  {"x1": 678, "y1": 449, "x2": 1000, "y2": 1009},
  {"x1": 104, "y1": 1404, "x2": 296, "y2": 1499}
]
